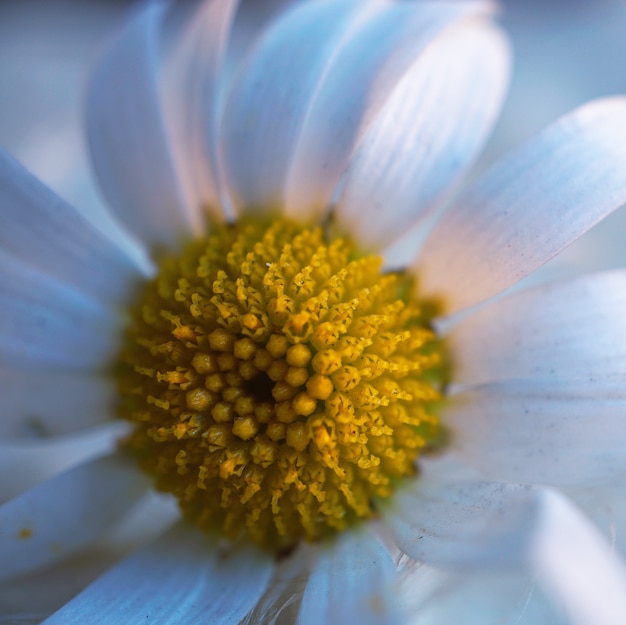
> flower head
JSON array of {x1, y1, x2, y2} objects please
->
[{"x1": 3, "y1": 1, "x2": 626, "y2": 624}]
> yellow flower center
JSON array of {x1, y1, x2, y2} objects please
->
[{"x1": 115, "y1": 217, "x2": 446, "y2": 551}]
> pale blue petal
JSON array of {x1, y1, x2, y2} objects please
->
[
  {"x1": 0, "y1": 454, "x2": 148, "y2": 582},
  {"x1": 0, "y1": 149, "x2": 150, "y2": 303},
  {"x1": 442, "y1": 379, "x2": 626, "y2": 487},
  {"x1": 529, "y1": 489, "x2": 626, "y2": 625},
  {"x1": 389, "y1": 472, "x2": 537, "y2": 569},
  {"x1": 390, "y1": 470, "x2": 626, "y2": 625},
  {"x1": 336, "y1": 19, "x2": 509, "y2": 250},
  {"x1": 398, "y1": 562, "x2": 562, "y2": 625},
  {"x1": 43, "y1": 523, "x2": 274, "y2": 624},
  {"x1": 566, "y1": 479, "x2": 626, "y2": 558},
  {"x1": 221, "y1": 0, "x2": 373, "y2": 215},
  {"x1": 417, "y1": 97, "x2": 626, "y2": 314},
  {"x1": 0, "y1": 368, "x2": 115, "y2": 438},
  {"x1": 0, "y1": 548, "x2": 123, "y2": 625},
  {"x1": 86, "y1": 2, "x2": 193, "y2": 249},
  {"x1": 0, "y1": 251, "x2": 120, "y2": 370},
  {"x1": 225, "y1": 0, "x2": 299, "y2": 86},
  {"x1": 0, "y1": 422, "x2": 127, "y2": 503},
  {"x1": 241, "y1": 543, "x2": 313, "y2": 624},
  {"x1": 162, "y1": 0, "x2": 239, "y2": 223},
  {"x1": 297, "y1": 529, "x2": 402, "y2": 625},
  {"x1": 286, "y1": 1, "x2": 492, "y2": 223},
  {"x1": 285, "y1": 1, "x2": 496, "y2": 222},
  {"x1": 446, "y1": 269, "x2": 626, "y2": 389}
]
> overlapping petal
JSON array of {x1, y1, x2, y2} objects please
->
[
  {"x1": 161, "y1": 0, "x2": 239, "y2": 222},
  {"x1": 0, "y1": 251, "x2": 120, "y2": 369},
  {"x1": 0, "y1": 368, "x2": 116, "y2": 438},
  {"x1": 335, "y1": 18, "x2": 509, "y2": 249},
  {"x1": 86, "y1": 2, "x2": 193, "y2": 248},
  {"x1": 441, "y1": 379, "x2": 626, "y2": 487},
  {"x1": 0, "y1": 454, "x2": 148, "y2": 582},
  {"x1": 285, "y1": 0, "x2": 497, "y2": 222},
  {"x1": 222, "y1": 0, "x2": 374, "y2": 214},
  {"x1": 43, "y1": 524, "x2": 274, "y2": 624},
  {"x1": 417, "y1": 97, "x2": 626, "y2": 314},
  {"x1": 446, "y1": 269, "x2": 626, "y2": 389},
  {"x1": 390, "y1": 469, "x2": 626, "y2": 625},
  {"x1": 0, "y1": 149, "x2": 150, "y2": 303},
  {"x1": 296, "y1": 529, "x2": 401, "y2": 625},
  {"x1": 0, "y1": 422, "x2": 127, "y2": 503}
]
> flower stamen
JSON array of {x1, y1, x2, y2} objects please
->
[{"x1": 116, "y1": 217, "x2": 446, "y2": 551}]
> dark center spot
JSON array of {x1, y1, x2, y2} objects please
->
[{"x1": 244, "y1": 371, "x2": 275, "y2": 403}]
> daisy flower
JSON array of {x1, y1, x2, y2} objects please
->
[{"x1": 2, "y1": 1, "x2": 626, "y2": 624}]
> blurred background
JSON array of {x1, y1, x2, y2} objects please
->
[{"x1": 1, "y1": 0, "x2": 626, "y2": 273}]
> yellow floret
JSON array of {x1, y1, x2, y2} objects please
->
[{"x1": 115, "y1": 217, "x2": 445, "y2": 552}]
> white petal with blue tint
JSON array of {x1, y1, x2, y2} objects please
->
[
  {"x1": 336, "y1": 19, "x2": 509, "y2": 250},
  {"x1": 530, "y1": 489, "x2": 626, "y2": 625},
  {"x1": 0, "y1": 422, "x2": 127, "y2": 503},
  {"x1": 86, "y1": 2, "x2": 192, "y2": 248},
  {"x1": 285, "y1": 1, "x2": 496, "y2": 222},
  {"x1": 389, "y1": 469, "x2": 538, "y2": 569},
  {"x1": 43, "y1": 523, "x2": 274, "y2": 624},
  {"x1": 441, "y1": 378, "x2": 626, "y2": 487},
  {"x1": 225, "y1": 0, "x2": 298, "y2": 87},
  {"x1": 0, "y1": 368, "x2": 115, "y2": 438},
  {"x1": 0, "y1": 149, "x2": 151, "y2": 303},
  {"x1": 417, "y1": 97, "x2": 626, "y2": 314},
  {"x1": 222, "y1": 0, "x2": 375, "y2": 214},
  {"x1": 243, "y1": 543, "x2": 313, "y2": 624},
  {"x1": 297, "y1": 529, "x2": 401, "y2": 625},
  {"x1": 0, "y1": 251, "x2": 120, "y2": 369},
  {"x1": 0, "y1": 454, "x2": 148, "y2": 582},
  {"x1": 446, "y1": 270, "x2": 626, "y2": 389},
  {"x1": 398, "y1": 562, "x2": 560, "y2": 625},
  {"x1": 0, "y1": 548, "x2": 122, "y2": 625},
  {"x1": 391, "y1": 468, "x2": 626, "y2": 624},
  {"x1": 162, "y1": 0, "x2": 239, "y2": 223}
]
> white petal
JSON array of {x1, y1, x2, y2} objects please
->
[
  {"x1": 446, "y1": 270, "x2": 626, "y2": 389},
  {"x1": 398, "y1": 562, "x2": 559, "y2": 625},
  {"x1": 103, "y1": 490, "x2": 181, "y2": 555},
  {"x1": 225, "y1": 0, "x2": 299, "y2": 77},
  {"x1": 417, "y1": 97, "x2": 626, "y2": 314},
  {"x1": 297, "y1": 529, "x2": 401, "y2": 625},
  {"x1": 0, "y1": 149, "x2": 150, "y2": 303},
  {"x1": 0, "y1": 454, "x2": 148, "y2": 582},
  {"x1": 0, "y1": 422, "x2": 127, "y2": 503},
  {"x1": 286, "y1": 1, "x2": 498, "y2": 223},
  {"x1": 43, "y1": 523, "x2": 274, "y2": 624},
  {"x1": 0, "y1": 368, "x2": 115, "y2": 438},
  {"x1": 529, "y1": 489, "x2": 626, "y2": 625},
  {"x1": 389, "y1": 470, "x2": 537, "y2": 568},
  {"x1": 441, "y1": 379, "x2": 626, "y2": 487},
  {"x1": 0, "y1": 251, "x2": 120, "y2": 370},
  {"x1": 221, "y1": 0, "x2": 376, "y2": 215},
  {"x1": 243, "y1": 543, "x2": 313, "y2": 624},
  {"x1": 335, "y1": 19, "x2": 509, "y2": 250},
  {"x1": 0, "y1": 548, "x2": 121, "y2": 624},
  {"x1": 86, "y1": 2, "x2": 192, "y2": 248},
  {"x1": 161, "y1": 0, "x2": 239, "y2": 223},
  {"x1": 391, "y1": 465, "x2": 626, "y2": 623},
  {"x1": 565, "y1": 479, "x2": 626, "y2": 558}
]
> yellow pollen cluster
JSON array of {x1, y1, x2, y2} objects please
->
[{"x1": 116, "y1": 218, "x2": 445, "y2": 551}]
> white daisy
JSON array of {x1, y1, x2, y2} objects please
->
[{"x1": 2, "y1": 1, "x2": 626, "y2": 624}]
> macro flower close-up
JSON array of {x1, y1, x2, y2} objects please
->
[{"x1": 3, "y1": 0, "x2": 626, "y2": 623}]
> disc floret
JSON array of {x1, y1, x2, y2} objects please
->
[{"x1": 116, "y1": 218, "x2": 445, "y2": 551}]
